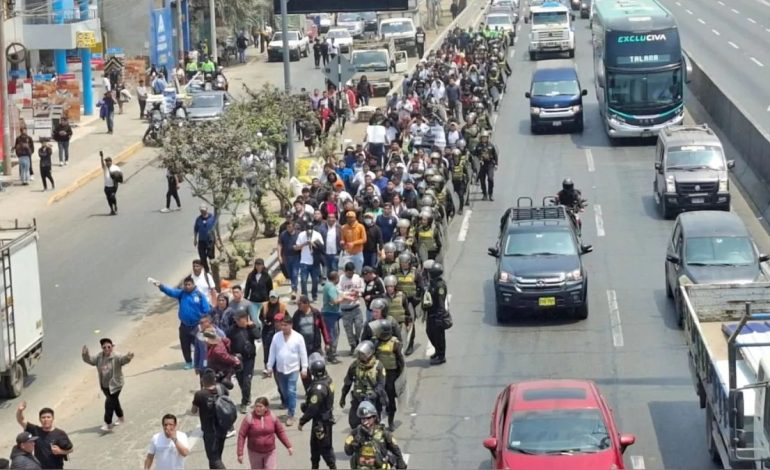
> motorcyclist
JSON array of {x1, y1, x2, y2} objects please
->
[
  {"x1": 344, "y1": 401, "x2": 407, "y2": 469},
  {"x1": 298, "y1": 352, "x2": 337, "y2": 470},
  {"x1": 556, "y1": 178, "x2": 585, "y2": 208},
  {"x1": 143, "y1": 102, "x2": 165, "y2": 143},
  {"x1": 340, "y1": 341, "x2": 388, "y2": 428}
]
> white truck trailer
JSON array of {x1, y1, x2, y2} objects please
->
[
  {"x1": 0, "y1": 220, "x2": 43, "y2": 398},
  {"x1": 681, "y1": 282, "x2": 770, "y2": 468}
]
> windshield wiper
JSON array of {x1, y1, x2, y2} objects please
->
[
  {"x1": 529, "y1": 252, "x2": 563, "y2": 256},
  {"x1": 509, "y1": 447, "x2": 539, "y2": 455},
  {"x1": 544, "y1": 448, "x2": 599, "y2": 455}
]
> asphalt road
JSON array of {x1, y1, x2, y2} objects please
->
[
  {"x1": 659, "y1": 0, "x2": 770, "y2": 126},
  {"x1": 392, "y1": 20, "x2": 723, "y2": 469}
]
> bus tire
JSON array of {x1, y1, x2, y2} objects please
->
[
  {"x1": 568, "y1": 48, "x2": 575, "y2": 58},
  {"x1": 529, "y1": 51, "x2": 536, "y2": 61}
]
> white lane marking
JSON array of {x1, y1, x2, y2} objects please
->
[
  {"x1": 585, "y1": 148, "x2": 595, "y2": 172},
  {"x1": 607, "y1": 290, "x2": 624, "y2": 348},
  {"x1": 457, "y1": 210, "x2": 472, "y2": 241},
  {"x1": 630, "y1": 455, "x2": 646, "y2": 469},
  {"x1": 674, "y1": 0, "x2": 681, "y2": 5},
  {"x1": 404, "y1": 454, "x2": 410, "y2": 465},
  {"x1": 717, "y1": 0, "x2": 724, "y2": 5},
  {"x1": 767, "y1": 28, "x2": 770, "y2": 33},
  {"x1": 748, "y1": 17, "x2": 758, "y2": 23},
  {"x1": 767, "y1": 105, "x2": 770, "y2": 112},
  {"x1": 593, "y1": 204, "x2": 605, "y2": 237},
  {"x1": 712, "y1": 28, "x2": 721, "y2": 35},
  {"x1": 447, "y1": 294, "x2": 452, "y2": 306},
  {"x1": 685, "y1": 8, "x2": 693, "y2": 14},
  {"x1": 697, "y1": 18, "x2": 706, "y2": 24},
  {"x1": 731, "y1": 8, "x2": 740, "y2": 13},
  {"x1": 751, "y1": 57, "x2": 765, "y2": 67},
  {"x1": 728, "y1": 41, "x2": 740, "y2": 49}
]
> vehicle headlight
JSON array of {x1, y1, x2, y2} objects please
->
[
  {"x1": 530, "y1": 106, "x2": 541, "y2": 114},
  {"x1": 666, "y1": 175, "x2": 676, "y2": 193},
  {"x1": 566, "y1": 269, "x2": 583, "y2": 282},
  {"x1": 499, "y1": 271, "x2": 514, "y2": 283},
  {"x1": 571, "y1": 105, "x2": 582, "y2": 113},
  {"x1": 719, "y1": 178, "x2": 729, "y2": 192}
]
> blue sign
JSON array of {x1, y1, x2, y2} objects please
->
[
  {"x1": 150, "y1": 7, "x2": 174, "y2": 68},
  {"x1": 92, "y1": 53, "x2": 103, "y2": 59},
  {"x1": 106, "y1": 47, "x2": 124, "y2": 55},
  {"x1": 33, "y1": 74, "x2": 54, "y2": 81}
]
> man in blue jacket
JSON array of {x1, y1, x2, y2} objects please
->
[{"x1": 153, "y1": 276, "x2": 211, "y2": 369}]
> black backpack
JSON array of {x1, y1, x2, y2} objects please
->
[{"x1": 208, "y1": 384, "x2": 237, "y2": 433}]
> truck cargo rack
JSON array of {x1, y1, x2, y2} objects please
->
[{"x1": 506, "y1": 196, "x2": 567, "y2": 222}]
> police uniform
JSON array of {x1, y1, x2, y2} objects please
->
[
  {"x1": 375, "y1": 334, "x2": 405, "y2": 429},
  {"x1": 474, "y1": 141, "x2": 499, "y2": 200},
  {"x1": 425, "y1": 277, "x2": 449, "y2": 363},
  {"x1": 452, "y1": 154, "x2": 470, "y2": 212},
  {"x1": 344, "y1": 423, "x2": 408, "y2": 469},
  {"x1": 395, "y1": 267, "x2": 422, "y2": 354},
  {"x1": 378, "y1": 259, "x2": 399, "y2": 278},
  {"x1": 299, "y1": 376, "x2": 337, "y2": 469},
  {"x1": 341, "y1": 358, "x2": 388, "y2": 428},
  {"x1": 416, "y1": 222, "x2": 441, "y2": 263}
]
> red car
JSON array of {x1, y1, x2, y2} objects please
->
[{"x1": 483, "y1": 379, "x2": 636, "y2": 470}]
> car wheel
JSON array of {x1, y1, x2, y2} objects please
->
[
  {"x1": 660, "y1": 198, "x2": 674, "y2": 219},
  {"x1": 1, "y1": 362, "x2": 24, "y2": 398},
  {"x1": 574, "y1": 303, "x2": 589, "y2": 319},
  {"x1": 291, "y1": 51, "x2": 299, "y2": 61},
  {"x1": 529, "y1": 51, "x2": 537, "y2": 61},
  {"x1": 495, "y1": 304, "x2": 508, "y2": 323}
]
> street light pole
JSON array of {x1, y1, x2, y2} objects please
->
[
  {"x1": 208, "y1": 0, "x2": 218, "y2": 63},
  {"x1": 1, "y1": 6, "x2": 12, "y2": 176},
  {"x1": 280, "y1": 0, "x2": 295, "y2": 177}
]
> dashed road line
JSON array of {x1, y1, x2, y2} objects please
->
[
  {"x1": 674, "y1": 0, "x2": 681, "y2": 5},
  {"x1": 728, "y1": 41, "x2": 740, "y2": 49},
  {"x1": 697, "y1": 18, "x2": 706, "y2": 24},
  {"x1": 607, "y1": 289, "x2": 624, "y2": 348},
  {"x1": 748, "y1": 17, "x2": 757, "y2": 24},
  {"x1": 594, "y1": 204, "x2": 605, "y2": 237},
  {"x1": 751, "y1": 57, "x2": 765, "y2": 67},
  {"x1": 717, "y1": 0, "x2": 724, "y2": 5},
  {"x1": 712, "y1": 29, "x2": 721, "y2": 36},
  {"x1": 731, "y1": 8, "x2": 740, "y2": 13},
  {"x1": 685, "y1": 8, "x2": 693, "y2": 14},
  {"x1": 457, "y1": 210, "x2": 472, "y2": 242},
  {"x1": 630, "y1": 455, "x2": 646, "y2": 469},
  {"x1": 585, "y1": 148, "x2": 595, "y2": 172}
]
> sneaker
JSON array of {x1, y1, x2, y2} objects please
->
[
  {"x1": 183, "y1": 362, "x2": 194, "y2": 370},
  {"x1": 174, "y1": 206, "x2": 182, "y2": 211},
  {"x1": 238, "y1": 404, "x2": 248, "y2": 414},
  {"x1": 114, "y1": 417, "x2": 125, "y2": 426},
  {"x1": 160, "y1": 208, "x2": 170, "y2": 213},
  {"x1": 59, "y1": 162, "x2": 63, "y2": 167},
  {"x1": 285, "y1": 417, "x2": 295, "y2": 427},
  {"x1": 30, "y1": 176, "x2": 34, "y2": 181},
  {"x1": 100, "y1": 424, "x2": 114, "y2": 432},
  {"x1": 430, "y1": 356, "x2": 446, "y2": 365},
  {"x1": 64, "y1": 161, "x2": 69, "y2": 166},
  {"x1": 226, "y1": 428, "x2": 236, "y2": 438},
  {"x1": 109, "y1": 210, "x2": 116, "y2": 216}
]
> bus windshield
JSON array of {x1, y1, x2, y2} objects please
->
[
  {"x1": 607, "y1": 68, "x2": 681, "y2": 109},
  {"x1": 532, "y1": 11, "x2": 567, "y2": 25}
]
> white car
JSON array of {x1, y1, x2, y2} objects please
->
[
  {"x1": 336, "y1": 12, "x2": 365, "y2": 39},
  {"x1": 317, "y1": 13, "x2": 333, "y2": 33},
  {"x1": 326, "y1": 28, "x2": 354, "y2": 53},
  {"x1": 267, "y1": 30, "x2": 309, "y2": 62}
]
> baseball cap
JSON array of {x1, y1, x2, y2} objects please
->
[
  {"x1": 202, "y1": 330, "x2": 218, "y2": 340},
  {"x1": 269, "y1": 290, "x2": 279, "y2": 299},
  {"x1": 199, "y1": 203, "x2": 208, "y2": 211},
  {"x1": 16, "y1": 432, "x2": 38, "y2": 445}
]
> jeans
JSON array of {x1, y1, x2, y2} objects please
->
[
  {"x1": 341, "y1": 306, "x2": 363, "y2": 351},
  {"x1": 276, "y1": 370, "x2": 299, "y2": 417},
  {"x1": 322, "y1": 312, "x2": 341, "y2": 356},
  {"x1": 238, "y1": 48, "x2": 246, "y2": 63},
  {"x1": 348, "y1": 252, "x2": 364, "y2": 274},
  {"x1": 57, "y1": 141, "x2": 70, "y2": 163},
  {"x1": 18, "y1": 155, "x2": 30, "y2": 183},
  {"x1": 359, "y1": 94, "x2": 370, "y2": 106},
  {"x1": 101, "y1": 387, "x2": 123, "y2": 425},
  {"x1": 194, "y1": 338, "x2": 207, "y2": 373},
  {"x1": 106, "y1": 111, "x2": 114, "y2": 133},
  {"x1": 166, "y1": 177, "x2": 181, "y2": 209},
  {"x1": 363, "y1": 252, "x2": 379, "y2": 269},
  {"x1": 324, "y1": 254, "x2": 339, "y2": 276},
  {"x1": 299, "y1": 262, "x2": 320, "y2": 298},
  {"x1": 179, "y1": 323, "x2": 198, "y2": 364},
  {"x1": 285, "y1": 256, "x2": 300, "y2": 292}
]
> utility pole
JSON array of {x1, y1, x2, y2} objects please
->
[
  {"x1": 280, "y1": 0, "x2": 295, "y2": 177},
  {"x1": 1, "y1": 3, "x2": 11, "y2": 176},
  {"x1": 175, "y1": 0, "x2": 185, "y2": 63},
  {"x1": 208, "y1": 0, "x2": 218, "y2": 63}
]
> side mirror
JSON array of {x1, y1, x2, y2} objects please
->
[
  {"x1": 654, "y1": 162, "x2": 662, "y2": 172},
  {"x1": 683, "y1": 55, "x2": 693, "y2": 84},
  {"x1": 619, "y1": 434, "x2": 636, "y2": 453},
  {"x1": 488, "y1": 247, "x2": 500, "y2": 258},
  {"x1": 581, "y1": 89, "x2": 588, "y2": 96},
  {"x1": 760, "y1": 254, "x2": 770, "y2": 263},
  {"x1": 524, "y1": 91, "x2": 531, "y2": 99},
  {"x1": 666, "y1": 254, "x2": 680, "y2": 264},
  {"x1": 483, "y1": 437, "x2": 498, "y2": 451},
  {"x1": 581, "y1": 244, "x2": 593, "y2": 254},
  {"x1": 727, "y1": 160, "x2": 735, "y2": 169}
]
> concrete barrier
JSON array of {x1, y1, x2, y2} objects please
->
[{"x1": 686, "y1": 50, "x2": 770, "y2": 221}]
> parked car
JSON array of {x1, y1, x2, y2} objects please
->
[
  {"x1": 484, "y1": 379, "x2": 636, "y2": 469},
  {"x1": 336, "y1": 12, "x2": 365, "y2": 38},
  {"x1": 360, "y1": 11, "x2": 379, "y2": 33},
  {"x1": 267, "y1": 30, "x2": 309, "y2": 62},
  {"x1": 525, "y1": 66, "x2": 586, "y2": 134},
  {"x1": 665, "y1": 210, "x2": 769, "y2": 326},
  {"x1": 488, "y1": 197, "x2": 592, "y2": 322}
]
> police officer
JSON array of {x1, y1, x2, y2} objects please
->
[
  {"x1": 383, "y1": 275, "x2": 410, "y2": 346},
  {"x1": 361, "y1": 299, "x2": 402, "y2": 344},
  {"x1": 395, "y1": 253, "x2": 422, "y2": 355},
  {"x1": 415, "y1": 208, "x2": 442, "y2": 263},
  {"x1": 372, "y1": 320, "x2": 404, "y2": 431},
  {"x1": 379, "y1": 242, "x2": 399, "y2": 278},
  {"x1": 451, "y1": 148, "x2": 470, "y2": 214},
  {"x1": 474, "y1": 130, "x2": 498, "y2": 201},
  {"x1": 423, "y1": 262, "x2": 449, "y2": 365},
  {"x1": 299, "y1": 353, "x2": 337, "y2": 469},
  {"x1": 345, "y1": 401, "x2": 408, "y2": 469},
  {"x1": 340, "y1": 341, "x2": 388, "y2": 428}
]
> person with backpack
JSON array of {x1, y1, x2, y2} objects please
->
[
  {"x1": 227, "y1": 310, "x2": 262, "y2": 414},
  {"x1": 236, "y1": 396, "x2": 293, "y2": 470},
  {"x1": 191, "y1": 369, "x2": 237, "y2": 469},
  {"x1": 100, "y1": 152, "x2": 123, "y2": 215}
]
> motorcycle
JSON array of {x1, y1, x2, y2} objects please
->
[
  {"x1": 143, "y1": 113, "x2": 166, "y2": 146},
  {"x1": 566, "y1": 199, "x2": 588, "y2": 237}
]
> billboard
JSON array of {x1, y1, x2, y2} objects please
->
[
  {"x1": 273, "y1": 0, "x2": 409, "y2": 14},
  {"x1": 150, "y1": 6, "x2": 175, "y2": 68}
]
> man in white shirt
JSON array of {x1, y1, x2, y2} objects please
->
[
  {"x1": 337, "y1": 262, "x2": 364, "y2": 353},
  {"x1": 265, "y1": 313, "x2": 308, "y2": 426},
  {"x1": 294, "y1": 227, "x2": 325, "y2": 301},
  {"x1": 101, "y1": 153, "x2": 122, "y2": 215},
  {"x1": 191, "y1": 259, "x2": 216, "y2": 298},
  {"x1": 144, "y1": 414, "x2": 190, "y2": 470}
]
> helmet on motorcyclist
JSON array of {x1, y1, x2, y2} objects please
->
[{"x1": 562, "y1": 178, "x2": 575, "y2": 192}]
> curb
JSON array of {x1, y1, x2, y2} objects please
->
[{"x1": 46, "y1": 141, "x2": 145, "y2": 206}]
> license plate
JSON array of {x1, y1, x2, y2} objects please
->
[
  {"x1": 692, "y1": 197, "x2": 705, "y2": 204},
  {"x1": 552, "y1": 121, "x2": 562, "y2": 127},
  {"x1": 538, "y1": 297, "x2": 556, "y2": 307}
]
